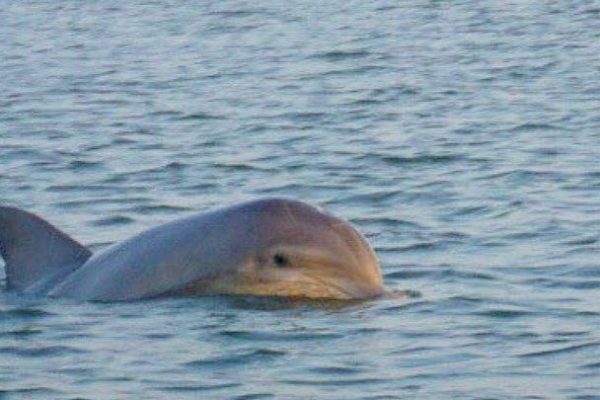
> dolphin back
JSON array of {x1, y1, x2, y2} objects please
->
[
  {"x1": 49, "y1": 205, "x2": 258, "y2": 301},
  {"x1": 0, "y1": 206, "x2": 91, "y2": 292}
]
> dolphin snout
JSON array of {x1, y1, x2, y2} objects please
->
[{"x1": 330, "y1": 220, "x2": 384, "y2": 299}]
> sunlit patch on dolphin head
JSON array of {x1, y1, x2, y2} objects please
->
[{"x1": 209, "y1": 198, "x2": 384, "y2": 300}]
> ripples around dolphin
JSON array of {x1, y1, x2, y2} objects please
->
[{"x1": 2, "y1": 1, "x2": 600, "y2": 399}]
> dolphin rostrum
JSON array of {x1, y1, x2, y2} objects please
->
[{"x1": 0, "y1": 198, "x2": 383, "y2": 301}]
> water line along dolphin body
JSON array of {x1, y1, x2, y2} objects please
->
[{"x1": 0, "y1": 198, "x2": 383, "y2": 301}]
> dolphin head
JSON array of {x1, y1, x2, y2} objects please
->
[{"x1": 201, "y1": 198, "x2": 384, "y2": 300}]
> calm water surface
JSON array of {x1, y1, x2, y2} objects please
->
[{"x1": 2, "y1": 1, "x2": 600, "y2": 399}]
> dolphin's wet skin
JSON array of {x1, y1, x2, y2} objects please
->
[{"x1": 0, "y1": 198, "x2": 383, "y2": 301}]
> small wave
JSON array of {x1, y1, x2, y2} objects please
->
[
  {"x1": 149, "y1": 110, "x2": 183, "y2": 118},
  {"x1": 178, "y1": 112, "x2": 225, "y2": 121},
  {"x1": 0, "y1": 387, "x2": 63, "y2": 397},
  {"x1": 308, "y1": 366, "x2": 365, "y2": 375},
  {"x1": 475, "y1": 309, "x2": 533, "y2": 319},
  {"x1": 233, "y1": 393, "x2": 274, "y2": 400},
  {"x1": 128, "y1": 204, "x2": 193, "y2": 214},
  {"x1": 207, "y1": 9, "x2": 267, "y2": 17},
  {"x1": 582, "y1": 361, "x2": 600, "y2": 369},
  {"x1": 519, "y1": 342, "x2": 600, "y2": 358},
  {"x1": 385, "y1": 267, "x2": 498, "y2": 282},
  {"x1": 561, "y1": 236, "x2": 598, "y2": 246},
  {"x1": 381, "y1": 300, "x2": 432, "y2": 313},
  {"x1": 47, "y1": 184, "x2": 113, "y2": 193},
  {"x1": 91, "y1": 215, "x2": 135, "y2": 226},
  {"x1": 157, "y1": 382, "x2": 241, "y2": 393},
  {"x1": 0, "y1": 327, "x2": 43, "y2": 338},
  {"x1": 214, "y1": 162, "x2": 271, "y2": 172},
  {"x1": 340, "y1": 191, "x2": 401, "y2": 203},
  {"x1": 0, "y1": 345, "x2": 85, "y2": 357},
  {"x1": 310, "y1": 50, "x2": 372, "y2": 61},
  {"x1": 0, "y1": 308, "x2": 54, "y2": 319},
  {"x1": 385, "y1": 269, "x2": 432, "y2": 279},
  {"x1": 275, "y1": 111, "x2": 329, "y2": 122},
  {"x1": 219, "y1": 329, "x2": 343, "y2": 342},
  {"x1": 508, "y1": 123, "x2": 565, "y2": 133},
  {"x1": 351, "y1": 217, "x2": 423, "y2": 229},
  {"x1": 281, "y1": 377, "x2": 386, "y2": 386},
  {"x1": 357, "y1": 153, "x2": 464, "y2": 166},
  {"x1": 68, "y1": 160, "x2": 103, "y2": 170},
  {"x1": 321, "y1": 65, "x2": 388, "y2": 77},
  {"x1": 452, "y1": 205, "x2": 492, "y2": 217},
  {"x1": 183, "y1": 349, "x2": 285, "y2": 368}
]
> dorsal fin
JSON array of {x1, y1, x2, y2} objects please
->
[{"x1": 0, "y1": 206, "x2": 91, "y2": 291}]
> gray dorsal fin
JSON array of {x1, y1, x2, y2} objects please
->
[{"x1": 0, "y1": 206, "x2": 92, "y2": 291}]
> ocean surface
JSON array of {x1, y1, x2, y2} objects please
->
[{"x1": 1, "y1": 1, "x2": 600, "y2": 399}]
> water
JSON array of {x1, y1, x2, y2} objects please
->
[{"x1": 1, "y1": 1, "x2": 600, "y2": 398}]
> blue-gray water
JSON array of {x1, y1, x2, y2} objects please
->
[{"x1": 1, "y1": 1, "x2": 600, "y2": 399}]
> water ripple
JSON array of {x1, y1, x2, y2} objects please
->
[{"x1": 519, "y1": 342, "x2": 600, "y2": 358}]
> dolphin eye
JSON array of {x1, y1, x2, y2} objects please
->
[{"x1": 273, "y1": 253, "x2": 289, "y2": 267}]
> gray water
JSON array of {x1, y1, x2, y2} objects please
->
[{"x1": 1, "y1": 1, "x2": 600, "y2": 399}]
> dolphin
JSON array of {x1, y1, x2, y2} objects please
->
[{"x1": 0, "y1": 198, "x2": 383, "y2": 301}]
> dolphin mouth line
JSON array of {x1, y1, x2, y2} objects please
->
[{"x1": 301, "y1": 272, "x2": 355, "y2": 299}]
